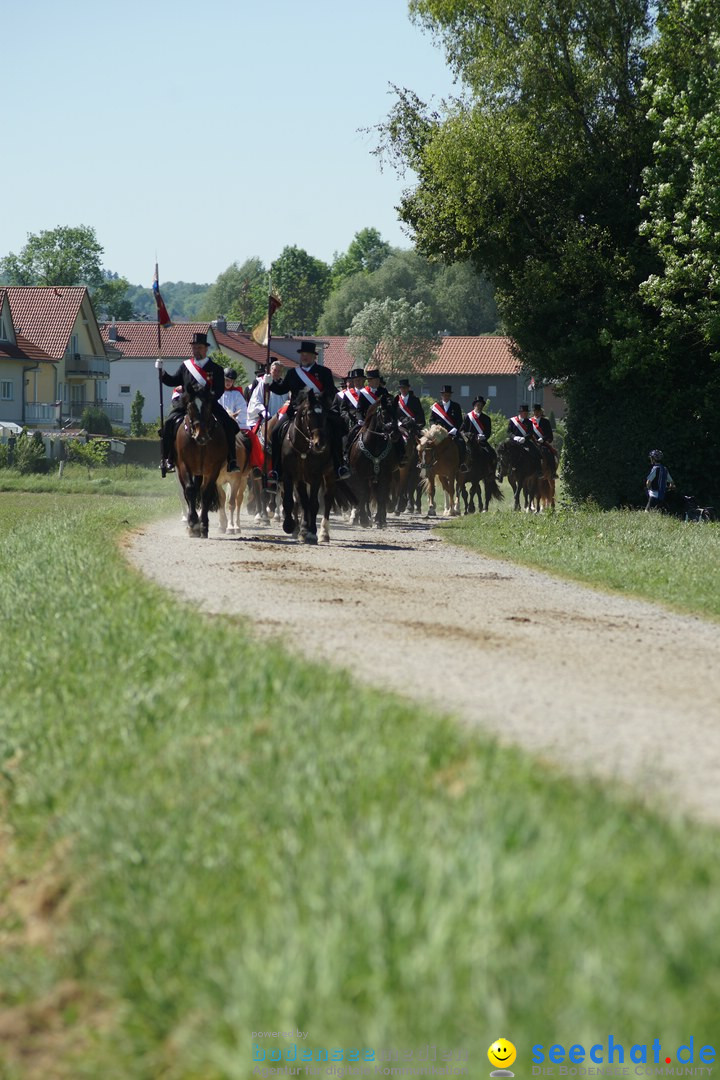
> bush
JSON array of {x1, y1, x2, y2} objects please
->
[
  {"x1": 13, "y1": 431, "x2": 48, "y2": 474},
  {"x1": 66, "y1": 438, "x2": 110, "y2": 475},
  {"x1": 81, "y1": 407, "x2": 113, "y2": 436}
]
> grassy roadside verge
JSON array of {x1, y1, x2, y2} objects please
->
[
  {"x1": 2, "y1": 489, "x2": 720, "y2": 1078},
  {"x1": 438, "y1": 503, "x2": 720, "y2": 620}
]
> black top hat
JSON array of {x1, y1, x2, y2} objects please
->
[
  {"x1": 365, "y1": 367, "x2": 381, "y2": 380},
  {"x1": 398, "y1": 379, "x2": 411, "y2": 388},
  {"x1": 347, "y1": 367, "x2": 363, "y2": 379},
  {"x1": 520, "y1": 403, "x2": 530, "y2": 411},
  {"x1": 191, "y1": 332, "x2": 209, "y2": 347},
  {"x1": 297, "y1": 340, "x2": 319, "y2": 355},
  {"x1": 473, "y1": 396, "x2": 485, "y2": 406},
  {"x1": 441, "y1": 385, "x2": 452, "y2": 394}
]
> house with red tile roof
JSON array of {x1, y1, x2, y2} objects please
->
[
  {"x1": 0, "y1": 289, "x2": 57, "y2": 425},
  {"x1": 5, "y1": 287, "x2": 116, "y2": 427}
]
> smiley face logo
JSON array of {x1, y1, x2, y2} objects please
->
[{"x1": 488, "y1": 1039, "x2": 517, "y2": 1073}]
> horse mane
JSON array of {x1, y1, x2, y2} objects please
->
[{"x1": 419, "y1": 424, "x2": 449, "y2": 448}]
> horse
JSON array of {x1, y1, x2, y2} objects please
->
[
  {"x1": 496, "y1": 438, "x2": 542, "y2": 511},
  {"x1": 458, "y1": 435, "x2": 504, "y2": 513},
  {"x1": 216, "y1": 431, "x2": 252, "y2": 534},
  {"x1": 175, "y1": 390, "x2": 227, "y2": 537},
  {"x1": 347, "y1": 397, "x2": 401, "y2": 528},
  {"x1": 391, "y1": 417, "x2": 423, "y2": 515},
  {"x1": 528, "y1": 445, "x2": 557, "y2": 512},
  {"x1": 417, "y1": 425, "x2": 460, "y2": 517},
  {"x1": 280, "y1": 388, "x2": 336, "y2": 544}
]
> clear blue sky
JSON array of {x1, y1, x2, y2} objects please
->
[{"x1": 4, "y1": 0, "x2": 456, "y2": 287}]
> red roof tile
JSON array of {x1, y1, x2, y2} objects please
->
[
  {"x1": 211, "y1": 329, "x2": 288, "y2": 366},
  {"x1": 6, "y1": 287, "x2": 89, "y2": 359},
  {"x1": 0, "y1": 332, "x2": 56, "y2": 363},
  {"x1": 423, "y1": 336, "x2": 521, "y2": 376},
  {"x1": 99, "y1": 322, "x2": 212, "y2": 357},
  {"x1": 315, "y1": 337, "x2": 356, "y2": 379}
]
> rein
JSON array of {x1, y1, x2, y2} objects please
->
[{"x1": 289, "y1": 403, "x2": 327, "y2": 459}]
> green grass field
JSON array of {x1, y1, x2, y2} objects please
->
[
  {"x1": 439, "y1": 493, "x2": 720, "y2": 620},
  {"x1": 1, "y1": 471, "x2": 719, "y2": 1078}
]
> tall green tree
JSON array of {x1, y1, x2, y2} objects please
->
[
  {"x1": 331, "y1": 227, "x2": 393, "y2": 287},
  {"x1": 347, "y1": 297, "x2": 440, "y2": 382},
  {"x1": 377, "y1": 0, "x2": 660, "y2": 505},
  {"x1": 271, "y1": 246, "x2": 331, "y2": 335},
  {"x1": 200, "y1": 257, "x2": 268, "y2": 326},
  {"x1": 1, "y1": 225, "x2": 105, "y2": 287}
]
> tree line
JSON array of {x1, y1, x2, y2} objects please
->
[
  {"x1": 0, "y1": 225, "x2": 498, "y2": 340},
  {"x1": 372, "y1": 0, "x2": 720, "y2": 507}
]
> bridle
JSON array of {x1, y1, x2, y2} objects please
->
[
  {"x1": 358, "y1": 400, "x2": 398, "y2": 475},
  {"x1": 184, "y1": 392, "x2": 217, "y2": 446},
  {"x1": 289, "y1": 394, "x2": 328, "y2": 458}
]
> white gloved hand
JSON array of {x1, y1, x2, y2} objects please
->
[
  {"x1": 449, "y1": 428, "x2": 457, "y2": 436},
  {"x1": 538, "y1": 437, "x2": 544, "y2": 444},
  {"x1": 155, "y1": 359, "x2": 163, "y2": 370},
  {"x1": 477, "y1": 434, "x2": 486, "y2": 440},
  {"x1": 514, "y1": 435, "x2": 525, "y2": 443}
]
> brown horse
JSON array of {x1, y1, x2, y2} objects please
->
[
  {"x1": 216, "y1": 432, "x2": 252, "y2": 534},
  {"x1": 458, "y1": 435, "x2": 504, "y2": 513},
  {"x1": 175, "y1": 390, "x2": 227, "y2": 537},
  {"x1": 391, "y1": 417, "x2": 423, "y2": 515},
  {"x1": 417, "y1": 425, "x2": 460, "y2": 517},
  {"x1": 347, "y1": 398, "x2": 400, "y2": 528},
  {"x1": 280, "y1": 389, "x2": 336, "y2": 544},
  {"x1": 527, "y1": 446, "x2": 556, "y2": 512},
  {"x1": 497, "y1": 438, "x2": 542, "y2": 511}
]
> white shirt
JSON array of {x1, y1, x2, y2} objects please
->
[
  {"x1": 247, "y1": 375, "x2": 287, "y2": 425},
  {"x1": 219, "y1": 387, "x2": 248, "y2": 428}
]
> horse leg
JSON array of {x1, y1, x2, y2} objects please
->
[
  {"x1": 426, "y1": 475, "x2": 437, "y2": 518},
  {"x1": 185, "y1": 475, "x2": 202, "y2": 535},
  {"x1": 282, "y1": 475, "x2": 295, "y2": 535},
  {"x1": 319, "y1": 482, "x2": 332, "y2": 543},
  {"x1": 303, "y1": 482, "x2": 319, "y2": 544},
  {"x1": 217, "y1": 479, "x2": 228, "y2": 533}
]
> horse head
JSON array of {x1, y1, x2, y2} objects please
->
[
  {"x1": 183, "y1": 390, "x2": 216, "y2": 446},
  {"x1": 366, "y1": 397, "x2": 400, "y2": 442},
  {"x1": 295, "y1": 388, "x2": 329, "y2": 453}
]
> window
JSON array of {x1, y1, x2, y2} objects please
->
[
  {"x1": 488, "y1": 385, "x2": 497, "y2": 397},
  {"x1": 0, "y1": 316, "x2": 9, "y2": 341},
  {"x1": 0, "y1": 380, "x2": 14, "y2": 401},
  {"x1": 120, "y1": 385, "x2": 131, "y2": 395},
  {"x1": 460, "y1": 384, "x2": 470, "y2": 397}
]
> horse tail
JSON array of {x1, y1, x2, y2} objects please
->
[
  {"x1": 206, "y1": 481, "x2": 219, "y2": 513},
  {"x1": 486, "y1": 474, "x2": 505, "y2": 503},
  {"x1": 333, "y1": 479, "x2": 359, "y2": 510}
]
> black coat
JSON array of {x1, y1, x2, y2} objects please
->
[
  {"x1": 356, "y1": 386, "x2": 391, "y2": 421},
  {"x1": 461, "y1": 410, "x2": 492, "y2": 438},
  {"x1": 267, "y1": 363, "x2": 338, "y2": 407},
  {"x1": 507, "y1": 414, "x2": 533, "y2": 438},
  {"x1": 395, "y1": 392, "x2": 426, "y2": 428},
  {"x1": 161, "y1": 357, "x2": 225, "y2": 400},
  {"x1": 530, "y1": 415, "x2": 553, "y2": 443},
  {"x1": 430, "y1": 399, "x2": 463, "y2": 431}
]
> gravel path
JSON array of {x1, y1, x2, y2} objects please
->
[{"x1": 126, "y1": 510, "x2": 720, "y2": 825}]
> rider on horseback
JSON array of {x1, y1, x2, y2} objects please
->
[
  {"x1": 530, "y1": 403, "x2": 557, "y2": 476},
  {"x1": 156, "y1": 332, "x2": 240, "y2": 475},
  {"x1": 430, "y1": 386, "x2": 469, "y2": 472},
  {"x1": 266, "y1": 341, "x2": 351, "y2": 485},
  {"x1": 394, "y1": 378, "x2": 426, "y2": 429},
  {"x1": 507, "y1": 404, "x2": 543, "y2": 477}
]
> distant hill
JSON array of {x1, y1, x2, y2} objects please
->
[{"x1": 124, "y1": 281, "x2": 211, "y2": 321}]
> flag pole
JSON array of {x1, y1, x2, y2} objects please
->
[
  {"x1": 156, "y1": 262, "x2": 166, "y2": 477},
  {"x1": 262, "y1": 273, "x2": 273, "y2": 488}
]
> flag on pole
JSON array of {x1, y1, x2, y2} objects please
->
[
  {"x1": 527, "y1": 375, "x2": 536, "y2": 391},
  {"x1": 251, "y1": 293, "x2": 281, "y2": 347},
  {"x1": 153, "y1": 263, "x2": 173, "y2": 329}
]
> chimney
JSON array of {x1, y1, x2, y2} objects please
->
[
  {"x1": 108, "y1": 320, "x2": 117, "y2": 342},
  {"x1": 215, "y1": 315, "x2": 227, "y2": 333}
]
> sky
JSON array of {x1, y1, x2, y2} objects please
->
[{"x1": 4, "y1": 0, "x2": 457, "y2": 287}]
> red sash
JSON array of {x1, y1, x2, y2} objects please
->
[
  {"x1": 510, "y1": 415, "x2": 529, "y2": 437},
  {"x1": 360, "y1": 387, "x2": 379, "y2": 405},
  {"x1": 398, "y1": 395, "x2": 415, "y2": 420},
  {"x1": 467, "y1": 411, "x2": 488, "y2": 436},
  {"x1": 344, "y1": 388, "x2": 360, "y2": 407},
  {"x1": 183, "y1": 357, "x2": 210, "y2": 388},
  {"x1": 296, "y1": 366, "x2": 323, "y2": 393},
  {"x1": 431, "y1": 402, "x2": 454, "y2": 425}
]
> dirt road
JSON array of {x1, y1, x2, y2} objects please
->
[{"x1": 126, "y1": 512, "x2": 720, "y2": 824}]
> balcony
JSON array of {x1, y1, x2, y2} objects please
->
[
  {"x1": 65, "y1": 353, "x2": 110, "y2": 378},
  {"x1": 25, "y1": 401, "x2": 125, "y2": 426}
]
